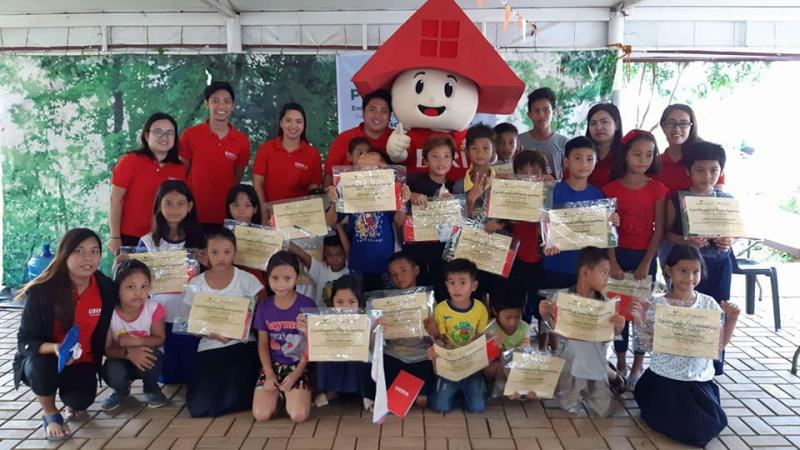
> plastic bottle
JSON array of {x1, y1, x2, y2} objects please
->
[{"x1": 26, "y1": 244, "x2": 53, "y2": 281}]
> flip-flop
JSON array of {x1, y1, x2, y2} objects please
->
[
  {"x1": 42, "y1": 413, "x2": 70, "y2": 441},
  {"x1": 626, "y1": 373, "x2": 641, "y2": 391}
]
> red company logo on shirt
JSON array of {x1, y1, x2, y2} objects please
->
[
  {"x1": 87, "y1": 308, "x2": 102, "y2": 317},
  {"x1": 294, "y1": 162, "x2": 309, "y2": 171},
  {"x1": 224, "y1": 150, "x2": 237, "y2": 160}
]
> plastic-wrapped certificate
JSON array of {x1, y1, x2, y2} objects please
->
[
  {"x1": 452, "y1": 227, "x2": 514, "y2": 276},
  {"x1": 434, "y1": 335, "x2": 489, "y2": 382},
  {"x1": 306, "y1": 313, "x2": 370, "y2": 362},
  {"x1": 653, "y1": 304, "x2": 721, "y2": 359},
  {"x1": 271, "y1": 197, "x2": 328, "y2": 238},
  {"x1": 187, "y1": 293, "x2": 252, "y2": 340},
  {"x1": 546, "y1": 206, "x2": 615, "y2": 251},
  {"x1": 232, "y1": 225, "x2": 284, "y2": 270},
  {"x1": 681, "y1": 195, "x2": 745, "y2": 238},
  {"x1": 487, "y1": 179, "x2": 545, "y2": 222},
  {"x1": 406, "y1": 199, "x2": 462, "y2": 242},
  {"x1": 337, "y1": 169, "x2": 398, "y2": 213},
  {"x1": 370, "y1": 292, "x2": 430, "y2": 340},
  {"x1": 553, "y1": 292, "x2": 616, "y2": 342},
  {"x1": 129, "y1": 250, "x2": 190, "y2": 294},
  {"x1": 503, "y1": 353, "x2": 565, "y2": 399}
]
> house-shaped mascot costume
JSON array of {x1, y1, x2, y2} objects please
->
[{"x1": 352, "y1": 0, "x2": 525, "y2": 181}]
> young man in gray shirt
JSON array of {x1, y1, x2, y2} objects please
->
[{"x1": 518, "y1": 87, "x2": 568, "y2": 180}]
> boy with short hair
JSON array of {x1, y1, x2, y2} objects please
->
[
  {"x1": 484, "y1": 283, "x2": 530, "y2": 384},
  {"x1": 518, "y1": 87, "x2": 568, "y2": 180},
  {"x1": 406, "y1": 135, "x2": 457, "y2": 300},
  {"x1": 493, "y1": 122, "x2": 520, "y2": 164},
  {"x1": 428, "y1": 259, "x2": 489, "y2": 413},
  {"x1": 539, "y1": 247, "x2": 626, "y2": 417},
  {"x1": 347, "y1": 137, "x2": 372, "y2": 165},
  {"x1": 453, "y1": 124, "x2": 496, "y2": 223},
  {"x1": 289, "y1": 233, "x2": 349, "y2": 307},
  {"x1": 543, "y1": 136, "x2": 605, "y2": 290},
  {"x1": 330, "y1": 150, "x2": 410, "y2": 292},
  {"x1": 664, "y1": 141, "x2": 733, "y2": 374},
  {"x1": 382, "y1": 251, "x2": 435, "y2": 408}
]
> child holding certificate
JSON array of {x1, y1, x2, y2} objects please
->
[
  {"x1": 428, "y1": 259, "x2": 489, "y2": 413},
  {"x1": 252, "y1": 251, "x2": 316, "y2": 423},
  {"x1": 602, "y1": 130, "x2": 668, "y2": 386},
  {"x1": 225, "y1": 184, "x2": 268, "y2": 291},
  {"x1": 183, "y1": 229, "x2": 264, "y2": 418},
  {"x1": 406, "y1": 135, "x2": 457, "y2": 300},
  {"x1": 493, "y1": 122, "x2": 519, "y2": 165},
  {"x1": 633, "y1": 245, "x2": 739, "y2": 448},
  {"x1": 383, "y1": 252, "x2": 435, "y2": 408},
  {"x1": 509, "y1": 150, "x2": 550, "y2": 328},
  {"x1": 538, "y1": 247, "x2": 626, "y2": 417},
  {"x1": 335, "y1": 150, "x2": 409, "y2": 292},
  {"x1": 298, "y1": 275, "x2": 376, "y2": 410},
  {"x1": 288, "y1": 233, "x2": 349, "y2": 307},
  {"x1": 136, "y1": 180, "x2": 204, "y2": 385},
  {"x1": 101, "y1": 260, "x2": 168, "y2": 411},
  {"x1": 484, "y1": 284, "x2": 530, "y2": 386}
]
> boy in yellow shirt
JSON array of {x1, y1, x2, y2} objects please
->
[{"x1": 428, "y1": 259, "x2": 489, "y2": 412}]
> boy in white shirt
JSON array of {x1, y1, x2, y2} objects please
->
[{"x1": 288, "y1": 232, "x2": 349, "y2": 307}]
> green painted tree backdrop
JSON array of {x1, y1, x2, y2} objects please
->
[{"x1": 0, "y1": 51, "x2": 614, "y2": 285}]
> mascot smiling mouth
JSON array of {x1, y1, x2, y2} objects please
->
[{"x1": 418, "y1": 105, "x2": 446, "y2": 117}]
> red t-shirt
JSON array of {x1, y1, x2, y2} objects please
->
[
  {"x1": 53, "y1": 275, "x2": 103, "y2": 364},
  {"x1": 402, "y1": 128, "x2": 469, "y2": 182},
  {"x1": 180, "y1": 122, "x2": 250, "y2": 224},
  {"x1": 588, "y1": 154, "x2": 614, "y2": 189},
  {"x1": 603, "y1": 179, "x2": 669, "y2": 250},
  {"x1": 324, "y1": 123, "x2": 392, "y2": 176},
  {"x1": 111, "y1": 153, "x2": 187, "y2": 238},
  {"x1": 513, "y1": 221, "x2": 542, "y2": 263},
  {"x1": 253, "y1": 138, "x2": 322, "y2": 203},
  {"x1": 653, "y1": 152, "x2": 726, "y2": 193}
]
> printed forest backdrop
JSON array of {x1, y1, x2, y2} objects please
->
[{"x1": 0, "y1": 51, "x2": 616, "y2": 285}]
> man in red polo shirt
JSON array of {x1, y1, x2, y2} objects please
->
[
  {"x1": 323, "y1": 89, "x2": 393, "y2": 187},
  {"x1": 180, "y1": 81, "x2": 250, "y2": 227}
]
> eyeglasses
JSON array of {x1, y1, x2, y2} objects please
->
[
  {"x1": 150, "y1": 128, "x2": 176, "y2": 139},
  {"x1": 664, "y1": 120, "x2": 692, "y2": 130}
]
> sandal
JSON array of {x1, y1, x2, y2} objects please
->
[
  {"x1": 64, "y1": 408, "x2": 88, "y2": 423},
  {"x1": 607, "y1": 362, "x2": 628, "y2": 396},
  {"x1": 42, "y1": 413, "x2": 70, "y2": 441}
]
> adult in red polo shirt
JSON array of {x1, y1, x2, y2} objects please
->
[
  {"x1": 253, "y1": 102, "x2": 322, "y2": 223},
  {"x1": 585, "y1": 103, "x2": 623, "y2": 189},
  {"x1": 654, "y1": 104, "x2": 725, "y2": 193},
  {"x1": 323, "y1": 90, "x2": 393, "y2": 187},
  {"x1": 109, "y1": 112, "x2": 186, "y2": 254},
  {"x1": 14, "y1": 229, "x2": 115, "y2": 440},
  {"x1": 180, "y1": 81, "x2": 250, "y2": 227}
]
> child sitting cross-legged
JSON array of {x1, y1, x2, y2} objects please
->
[{"x1": 538, "y1": 247, "x2": 626, "y2": 417}]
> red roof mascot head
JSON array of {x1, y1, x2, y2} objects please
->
[{"x1": 352, "y1": 0, "x2": 525, "y2": 165}]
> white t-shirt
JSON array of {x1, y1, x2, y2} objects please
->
[
  {"x1": 307, "y1": 258, "x2": 349, "y2": 307},
  {"x1": 110, "y1": 301, "x2": 166, "y2": 347},
  {"x1": 648, "y1": 292, "x2": 722, "y2": 382},
  {"x1": 136, "y1": 235, "x2": 189, "y2": 323},
  {"x1": 182, "y1": 267, "x2": 263, "y2": 352}
]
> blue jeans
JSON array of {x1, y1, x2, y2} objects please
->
[{"x1": 430, "y1": 372, "x2": 486, "y2": 413}]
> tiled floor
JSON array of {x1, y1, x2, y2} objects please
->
[{"x1": 0, "y1": 295, "x2": 797, "y2": 450}]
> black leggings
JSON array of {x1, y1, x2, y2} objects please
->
[{"x1": 23, "y1": 354, "x2": 97, "y2": 411}]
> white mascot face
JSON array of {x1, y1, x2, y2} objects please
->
[{"x1": 391, "y1": 68, "x2": 478, "y2": 131}]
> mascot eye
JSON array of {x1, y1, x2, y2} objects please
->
[
  {"x1": 415, "y1": 79, "x2": 424, "y2": 94},
  {"x1": 444, "y1": 82, "x2": 454, "y2": 98}
]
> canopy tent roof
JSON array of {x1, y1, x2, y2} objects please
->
[{"x1": 0, "y1": 0, "x2": 799, "y2": 58}]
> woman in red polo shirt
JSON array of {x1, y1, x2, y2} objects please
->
[
  {"x1": 109, "y1": 113, "x2": 187, "y2": 255},
  {"x1": 14, "y1": 229, "x2": 115, "y2": 441},
  {"x1": 585, "y1": 103, "x2": 624, "y2": 189},
  {"x1": 253, "y1": 103, "x2": 322, "y2": 223}
]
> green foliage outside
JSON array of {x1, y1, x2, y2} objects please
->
[
  {"x1": 1, "y1": 54, "x2": 338, "y2": 285},
  {"x1": 0, "y1": 51, "x2": 616, "y2": 286}
]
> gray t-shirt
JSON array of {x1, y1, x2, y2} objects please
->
[{"x1": 518, "y1": 131, "x2": 568, "y2": 180}]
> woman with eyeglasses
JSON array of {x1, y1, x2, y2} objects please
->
[
  {"x1": 108, "y1": 113, "x2": 187, "y2": 255},
  {"x1": 654, "y1": 104, "x2": 725, "y2": 193}
]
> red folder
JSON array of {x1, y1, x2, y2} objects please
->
[{"x1": 387, "y1": 370, "x2": 425, "y2": 417}]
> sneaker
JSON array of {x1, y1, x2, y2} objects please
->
[
  {"x1": 100, "y1": 392, "x2": 126, "y2": 411},
  {"x1": 144, "y1": 390, "x2": 168, "y2": 409}
]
